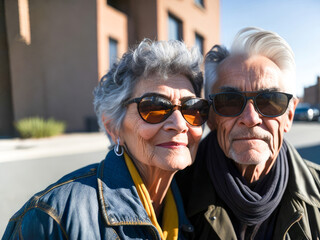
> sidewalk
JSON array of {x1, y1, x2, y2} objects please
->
[
  {"x1": 1, "y1": 122, "x2": 319, "y2": 164},
  {"x1": 0, "y1": 132, "x2": 111, "y2": 163}
]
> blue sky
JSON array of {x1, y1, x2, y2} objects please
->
[{"x1": 220, "y1": 0, "x2": 320, "y2": 97}]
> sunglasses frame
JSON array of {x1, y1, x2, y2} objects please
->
[
  {"x1": 123, "y1": 94, "x2": 209, "y2": 126},
  {"x1": 209, "y1": 91, "x2": 293, "y2": 117}
]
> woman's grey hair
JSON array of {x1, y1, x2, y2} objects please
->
[
  {"x1": 93, "y1": 39, "x2": 203, "y2": 142},
  {"x1": 204, "y1": 27, "x2": 296, "y2": 100}
]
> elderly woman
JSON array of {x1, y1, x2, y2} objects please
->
[{"x1": 2, "y1": 39, "x2": 209, "y2": 239}]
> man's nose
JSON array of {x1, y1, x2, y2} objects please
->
[{"x1": 239, "y1": 100, "x2": 262, "y2": 127}]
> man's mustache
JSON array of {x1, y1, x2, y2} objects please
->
[{"x1": 229, "y1": 128, "x2": 272, "y2": 142}]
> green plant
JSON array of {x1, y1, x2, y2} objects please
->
[{"x1": 15, "y1": 117, "x2": 66, "y2": 138}]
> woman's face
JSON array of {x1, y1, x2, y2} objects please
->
[{"x1": 120, "y1": 75, "x2": 203, "y2": 173}]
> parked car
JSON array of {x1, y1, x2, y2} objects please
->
[{"x1": 294, "y1": 103, "x2": 320, "y2": 121}]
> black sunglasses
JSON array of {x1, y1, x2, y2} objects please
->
[
  {"x1": 209, "y1": 91, "x2": 293, "y2": 117},
  {"x1": 123, "y1": 94, "x2": 210, "y2": 126}
]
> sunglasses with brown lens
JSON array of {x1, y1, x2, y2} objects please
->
[{"x1": 123, "y1": 94, "x2": 210, "y2": 126}]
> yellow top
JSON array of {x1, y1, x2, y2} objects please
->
[{"x1": 124, "y1": 152, "x2": 179, "y2": 240}]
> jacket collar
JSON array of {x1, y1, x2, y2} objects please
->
[
  {"x1": 97, "y1": 150, "x2": 152, "y2": 226},
  {"x1": 184, "y1": 134, "x2": 320, "y2": 239},
  {"x1": 187, "y1": 134, "x2": 320, "y2": 214},
  {"x1": 286, "y1": 141, "x2": 320, "y2": 208},
  {"x1": 96, "y1": 150, "x2": 194, "y2": 235}
]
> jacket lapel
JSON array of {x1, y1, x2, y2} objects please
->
[
  {"x1": 97, "y1": 150, "x2": 152, "y2": 226},
  {"x1": 273, "y1": 140, "x2": 320, "y2": 239},
  {"x1": 204, "y1": 204, "x2": 237, "y2": 239},
  {"x1": 286, "y1": 142, "x2": 320, "y2": 207}
]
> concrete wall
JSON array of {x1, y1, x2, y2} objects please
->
[
  {"x1": 5, "y1": 0, "x2": 98, "y2": 132},
  {"x1": 0, "y1": 1, "x2": 14, "y2": 136},
  {"x1": 127, "y1": 0, "x2": 158, "y2": 46},
  {"x1": 97, "y1": 0, "x2": 128, "y2": 79},
  {"x1": 2, "y1": 0, "x2": 220, "y2": 136},
  {"x1": 125, "y1": 0, "x2": 220, "y2": 52},
  {"x1": 158, "y1": 0, "x2": 220, "y2": 53}
]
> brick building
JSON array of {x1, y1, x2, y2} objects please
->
[
  {"x1": 303, "y1": 76, "x2": 320, "y2": 106},
  {"x1": 0, "y1": 0, "x2": 220, "y2": 136}
]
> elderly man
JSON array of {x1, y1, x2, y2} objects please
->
[{"x1": 177, "y1": 27, "x2": 320, "y2": 239}]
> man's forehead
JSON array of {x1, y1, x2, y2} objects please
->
[
  {"x1": 213, "y1": 54, "x2": 284, "y2": 93},
  {"x1": 216, "y1": 85, "x2": 281, "y2": 92}
]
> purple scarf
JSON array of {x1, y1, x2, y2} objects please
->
[{"x1": 205, "y1": 131, "x2": 289, "y2": 226}]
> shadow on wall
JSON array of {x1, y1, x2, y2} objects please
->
[{"x1": 296, "y1": 145, "x2": 320, "y2": 165}]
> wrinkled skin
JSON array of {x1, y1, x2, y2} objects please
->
[
  {"x1": 104, "y1": 74, "x2": 203, "y2": 215},
  {"x1": 207, "y1": 55, "x2": 299, "y2": 182}
]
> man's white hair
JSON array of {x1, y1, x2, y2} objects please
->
[{"x1": 204, "y1": 27, "x2": 296, "y2": 99}]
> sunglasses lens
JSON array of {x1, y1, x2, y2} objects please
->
[
  {"x1": 182, "y1": 99, "x2": 209, "y2": 126},
  {"x1": 214, "y1": 93, "x2": 245, "y2": 116},
  {"x1": 138, "y1": 96, "x2": 172, "y2": 123},
  {"x1": 256, "y1": 92, "x2": 289, "y2": 116}
]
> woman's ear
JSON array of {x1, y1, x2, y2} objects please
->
[{"x1": 101, "y1": 114, "x2": 117, "y2": 143}]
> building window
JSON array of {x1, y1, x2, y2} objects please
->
[
  {"x1": 109, "y1": 37, "x2": 118, "y2": 68},
  {"x1": 168, "y1": 13, "x2": 183, "y2": 41},
  {"x1": 194, "y1": 0, "x2": 205, "y2": 8},
  {"x1": 195, "y1": 33, "x2": 204, "y2": 55}
]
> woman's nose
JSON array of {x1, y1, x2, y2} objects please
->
[{"x1": 163, "y1": 109, "x2": 188, "y2": 133}]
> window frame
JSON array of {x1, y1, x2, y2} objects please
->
[{"x1": 168, "y1": 13, "x2": 183, "y2": 41}]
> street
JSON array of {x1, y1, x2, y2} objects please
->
[
  {"x1": 1, "y1": 121, "x2": 320, "y2": 235},
  {"x1": 0, "y1": 151, "x2": 108, "y2": 234},
  {"x1": 284, "y1": 121, "x2": 320, "y2": 164}
]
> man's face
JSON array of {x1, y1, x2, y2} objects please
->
[{"x1": 209, "y1": 55, "x2": 297, "y2": 169}]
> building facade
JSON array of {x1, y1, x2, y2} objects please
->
[
  {"x1": 303, "y1": 76, "x2": 320, "y2": 106},
  {"x1": 1, "y1": 0, "x2": 220, "y2": 136}
]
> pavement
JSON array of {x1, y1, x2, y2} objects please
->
[
  {"x1": 0, "y1": 125, "x2": 211, "y2": 164},
  {"x1": 1, "y1": 122, "x2": 319, "y2": 163},
  {"x1": 0, "y1": 132, "x2": 111, "y2": 163}
]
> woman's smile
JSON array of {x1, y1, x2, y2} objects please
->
[{"x1": 156, "y1": 141, "x2": 188, "y2": 149}]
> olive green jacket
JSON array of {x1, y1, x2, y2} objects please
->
[{"x1": 177, "y1": 141, "x2": 320, "y2": 239}]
